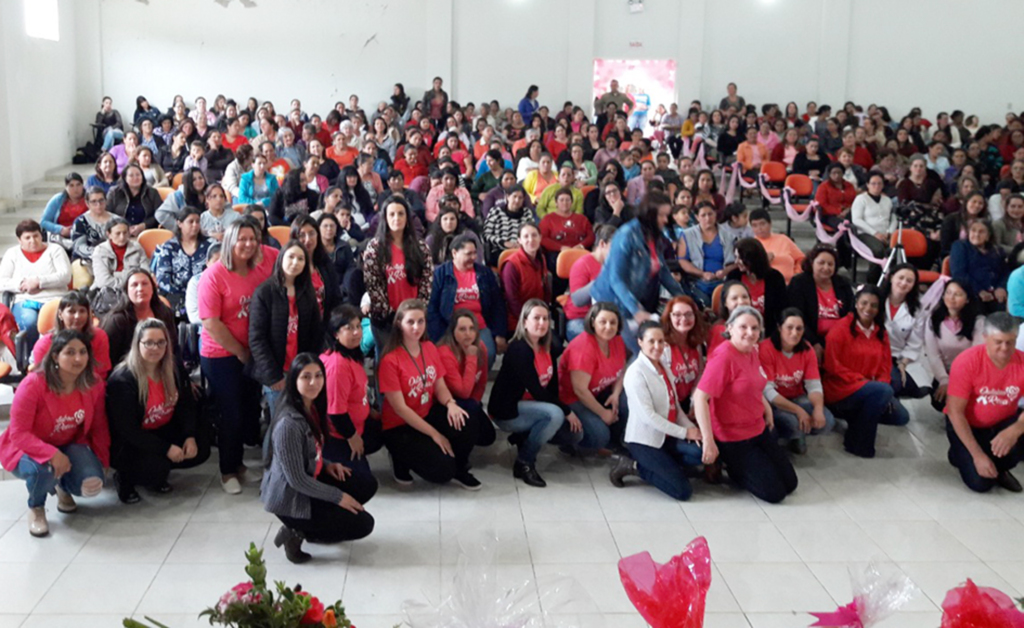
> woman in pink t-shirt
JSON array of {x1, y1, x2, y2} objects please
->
[
  {"x1": 659, "y1": 295, "x2": 707, "y2": 411},
  {"x1": 437, "y1": 309, "x2": 495, "y2": 448},
  {"x1": 558, "y1": 302, "x2": 628, "y2": 452},
  {"x1": 31, "y1": 291, "x2": 111, "y2": 378},
  {"x1": 198, "y1": 219, "x2": 272, "y2": 495},
  {"x1": 693, "y1": 306, "x2": 797, "y2": 503},
  {"x1": 378, "y1": 299, "x2": 477, "y2": 489},
  {"x1": 0, "y1": 330, "x2": 108, "y2": 537},
  {"x1": 760, "y1": 308, "x2": 835, "y2": 455}
]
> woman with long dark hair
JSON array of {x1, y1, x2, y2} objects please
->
[
  {"x1": 249, "y1": 240, "x2": 323, "y2": 418},
  {"x1": 108, "y1": 164, "x2": 162, "y2": 237},
  {"x1": 155, "y1": 167, "x2": 207, "y2": 231},
  {"x1": 437, "y1": 308, "x2": 497, "y2": 448},
  {"x1": 290, "y1": 215, "x2": 341, "y2": 316},
  {"x1": 152, "y1": 206, "x2": 212, "y2": 317},
  {"x1": 262, "y1": 353, "x2": 375, "y2": 563},
  {"x1": 926, "y1": 279, "x2": 985, "y2": 411},
  {"x1": 881, "y1": 263, "x2": 930, "y2": 398},
  {"x1": 362, "y1": 197, "x2": 432, "y2": 342},
  {"x1": 102, "y1": 268, "x2": 177, "y2": 366},
  {"x1": 268, "y1": 168, "x2": 319, "y2": 226},
  {"x1": 727, "y1": 237, "x2": 787, "y2": 331}
]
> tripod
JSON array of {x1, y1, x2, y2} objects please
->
[{"x1": 876, "y1": 218, "x2": 907, "y2": 287}]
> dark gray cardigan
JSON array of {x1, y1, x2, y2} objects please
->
[{"x1": 260, "y1": 408, "x2": 342, "y2": 520}]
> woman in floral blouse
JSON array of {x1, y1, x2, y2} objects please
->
[{"x1": 151, "y1": 206, "x2": 212, "y2": 317}]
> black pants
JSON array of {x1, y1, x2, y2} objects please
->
[
  {"x1": 113, "y1": 421, "x2": 212, "y2": 489},
  {"x1": 458, "y1": 398, "x2": 496, "y2": 447},
  {"x1": 324, "y1": 418, "x2": 383, "y2": 491},
  {"x1": 946, "y1": 416, "x2": 1023, "y2": 493},
  {"x1": 382, "y1": 402, "x2": 480, "y2": 483},
  {"x1": 277, "y1": 472, "x2": 376, "y2": 544},
  {"x1": 201, "y1": 356, "x2": 263, "y2": 474},
  {"x1": 717, "y1": 427, "x2": 798, "y2": 504}
]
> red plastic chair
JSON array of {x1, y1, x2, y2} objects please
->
[
  {"x1": 889, "y1": 229, "x2": 941, "y2": 283},
  {"x1": 759, "y1": 162, "x2": 787, "y2": 206},
  {"x1": 782, "y1": 174, "x2": 814, "y2": 236}
]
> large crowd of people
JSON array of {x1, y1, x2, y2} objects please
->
[{"x1": 1, "y1": 79, "x2": 1023, "y2": 563}]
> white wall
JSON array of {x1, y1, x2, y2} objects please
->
[{"x1": 0, "y1": 0, "x2": 94, "y2": 200}]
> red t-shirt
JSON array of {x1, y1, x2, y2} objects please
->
[
  {"x1": 947, "y1": 345, "x2": 1024, "y2": 428},
  {"x1": 46, "y1": 389, "x2": 90, "y2": 447},
  {"x1": 222, "y1": 134, "x2": 247, "y2": 152},
  {"x1": 697, "y1": 342, "x2": 768, "y2": 442},
  {"x1": 660, "y1": 365, "x2": 679, "y2": 423},
  {"x1": 112, "y1": 242, "x2": 128, "y2": 272},
  {"x1": 438, "y1": 344, "x2": 487, "y2": 402},
  {"x1": 817, "y1": 285, "x2": 842, "y2": 337},
  {"x1": 32, "y1": 329, "x2": 112, "y2": 379},
  {"x1": 311, "y1": 269, "x2": 325, "y2": 315},
  {"x1": 21, "y1": 249, "x2": 45, "y2": 263},
  {"x1": 759, "y1": 339, "x2": 819, "y2": 400},
  {"x1": 707, "y1": 323, "x2": 727, "y2": 356},
  {"x1": 524, "y1": 348, "x2": 553, "y2": 401},
  {"x1": 647, "y1": 239, "x2": 661, "y2": 276},
  {"x1": 59, "y1": 198, "x2": 88, "y2": 228},
  {"x1": 558, "y1": 334, "x2": 626, "y2": 405},
  {"x1": 284, "y1": 296, "x2": 298, "y2": 375},
  {"x1": 564, "y1": 254, "x2": 602, "y2": 320},
  {"x1": 386, "y1": 244, "x2": 420, "y2": 312},
  {"x1": 453, "y1": 267, "x2": 485, "y2": 328},
  {"x1": 667, "y1": 343, "x2": 701, "y2": 402},
  {"x1": 198, "y1": 260, "x2": 272, "y2": 358},
  {"x1": 320, "y1": 350, "x2": 370, "y2": 436},
  {"x1": 742, "y1": 275, "x2": 766, "y2": 315},
  {"x1": 143, "y1": 378, "x2": 175, "y2": 430},
  {"x1": 379, "y1": 341, "x2": 445, "y2": 430}
]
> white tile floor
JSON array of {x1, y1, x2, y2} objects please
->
[{"x1": 1, "y1": 396, "x2": 1023, "y2": 627}]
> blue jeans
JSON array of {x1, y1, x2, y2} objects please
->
[
  {"x1": 772, "y1": 395, "x2": 836, "y2": 442},
  {"x1": 626, "y1": 437, "x2": 702, "y2": 501},
  {"x1": 565, "y1": 318, "x2": 585, "y2": 343},
  {"x1": 12, "y1": 444, "x2": 105, "y2": 508},
  {"x1": 479, "y1": 327, "x2": 497, "y2": 372},
  {"x1": 11, "y1": 301, "x2": 41, "y2": 332},
  {"x1": 101, "y1": 128, "x2": 124, "y2": 151},
  {"x1": 629, "y1": 111, "x2": 648, "y2": 131},
  {"x1": 495, "y1": 400, "x2": 581, "y2": 465},
  {"x1": 570, "y1": 396, "x2": 629, "y2": 451},
  {"x1": 828, "y1": 381, "x2": 909, "y2": 458}
]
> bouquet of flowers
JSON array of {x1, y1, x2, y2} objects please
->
[{"x1": 123, "y1": 543, "x2": 353, "y2": 628}]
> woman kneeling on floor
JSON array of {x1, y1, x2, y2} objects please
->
[
  {"x1": 0, "y1": 329, "x2": 108, "y2": 537},
  {"x1": 610, "y1": 321, "x2": 703, "y2": 500},
  {"x1": 107, "y1": 318, "x2": 211, "y2": 504},
  {"x1": 262, "y1": 353, "x2": 376, "y2": 564}
]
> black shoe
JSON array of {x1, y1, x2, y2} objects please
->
[
  {"x1": 389, "y1": 453, "x2": 413, "y2": 486},
  {"x1": 274, "y1": 525, "x2": 311, "y2": 564},
  {"x1": 609, "y1": 456, "x2": 638, "y2": 488},
  {"x1": 513, "y1": 460, "x2": 546, "y2": 487},
  {"x1": 997, "y1": 471, "x2": 1023, "y2": 493},
  {"x1": 788, "y1": 435, "x2": 808, "y2": 455},
  {"x1": 452, "y1": 470, "x2": 482, "y2": 491},
  {"x1": 115, "y1": 473, "x2": 141, "y2": 505},
  {"x1": 152, "y1": 481, "x2": 173, "y2": 494}
]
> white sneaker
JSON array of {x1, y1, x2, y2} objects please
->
[
  {"x1": 55, "y1": 486, "x2": 77, "y2": 513},
  {"x1": 221, "y1": 476, "x2": 242, "y2": 495},
  {"x1": 28, "y1": 507, "x2": 49, "y2": 537},
  {"x1": 239, "y1": 465, "x2": 263, "y2": 483}
]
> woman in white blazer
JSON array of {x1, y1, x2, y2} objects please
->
[
  {"x1": 609, "y1": 321, "x2": 703, "y2": 500},
  {"x1": 882, "y1": 263, "x2": 932, "y2": 398}
]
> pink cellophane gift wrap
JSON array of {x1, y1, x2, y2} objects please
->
[
  {"x1": 940, "y1": 579, "x2": 1024, "y2": 628},
  {"x1": 617, "y1": 536, "x2": 711, "y2": 628}
]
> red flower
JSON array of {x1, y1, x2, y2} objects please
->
[{"x1": 299, "y1": 593, "x2": 324, "y2": 625}]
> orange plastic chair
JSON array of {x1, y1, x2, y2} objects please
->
[
  {"x1": 555, "y1": 249, "x2": 589, "y2": 280},
  {"x1": 710, "y1": 284, "x2": 724, "y2": 317},
  {"x1": 138, "y1": 229, "x2": 174, "y2": 258},
  {"x1": 36, "y1": 299, "x2": 61, "y2": 336},
  {"x1": 157, "y1": 187, "x2": 174, "y2": 201},
  {"x1": 782, "y1": 173, "x2": 814, "y2": 236},
  {"x1": 268, "y1": 225, "x2": 291, "y2": 248},
  {"x1": 232, "y1": 204, "x2": 248, "y2": 214},
  {"x1": 760, "y1": 162, "x2": 787, "y2": 196},
  {"x1": 941, "y1": 256, "x2": 951, "y2": 277},
  {"x1": 171, "y1": 172, "x2": 184, "y2": 189},
  {"x1": 497, "y1": 249, "x2": 516, "y2": 276},
  {"x1": 889, "y1": 229, "x2": 941, "y2": 283},
  {"x1": 580, "y1": 185, "x2": 596, "y2": 198}
]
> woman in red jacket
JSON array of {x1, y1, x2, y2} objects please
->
[
  {"x1": 437, "y1": 309, "x2": 495, "y2": 447},
  {"x1": 0, "y1": 330, "x2": 108, "y2": 537},
  {"x1": 823, "y1": 285, "x2": 910, "y2": 458},
  {"x1": 501, "y1": 223, "x2": 552, "y2": 330},
  {"x1": 815, "y1": 163, "x2": 857, "y2": 232}
]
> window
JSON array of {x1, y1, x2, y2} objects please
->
[{"x1": 25, "y1": 0, "x2": 59, "y2": 42}]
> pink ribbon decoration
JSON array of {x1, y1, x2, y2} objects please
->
[
  {"x1": 783, "y1": 188, "x2": 816, "y2": 222},
  {"x1": 809, "y1": 600, "x2": 864, "y2": 627},
  {"x1": 814, "y1": 215, "x2": 847, "y2": 246},
  {"x1": 720, "y1": 166, "x2": 735, "y2": 204},
  {"x1": 680, "y1": 137, "x2": 692, "y2": 159},
  {"x1": 694, "y1": 141, "x2": 708, "y2": 171},
  {"x1": 758, "y1": 173, "x2": 783, "y2": 206},
  {"x1": 846, "y1": 228, "x2": 889, "y2": 267},
  {"x1": 737, "y1": 167, "x2": 759, "y2": 189}
]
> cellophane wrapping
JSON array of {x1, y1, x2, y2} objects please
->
[
  {"x1": 617, "y1": 536, "x2": 712, "y2": 628},
  {"x1": 940, "y1": 579, "x2": 1024, "y2": 628}
]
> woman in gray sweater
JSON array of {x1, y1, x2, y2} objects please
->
[{"x1": 262, "y1": 352, "x2": 375, "y2": 563}]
